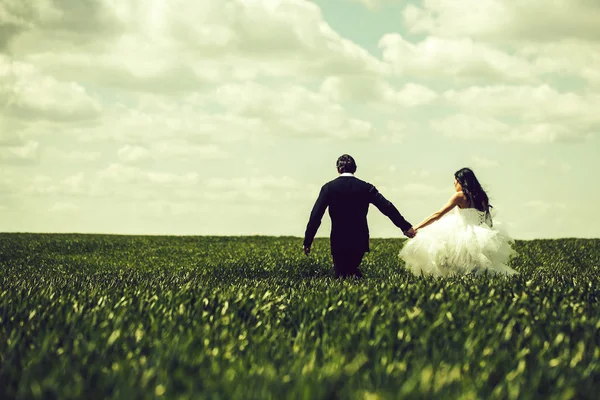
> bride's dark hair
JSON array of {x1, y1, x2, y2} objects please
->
[{"x1": 455, "y1": 167, "x2": 493, "y2": 225}]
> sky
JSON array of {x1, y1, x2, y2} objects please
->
[{"x1": 1, "y1": 0, "x2": 599, "y2": 239}]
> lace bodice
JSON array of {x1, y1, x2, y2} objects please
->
[{"x1": 455, "y1": 207, "x2": 491, "y2": 226}]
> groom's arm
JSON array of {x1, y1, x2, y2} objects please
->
[
  {"x1": 303, "y1": 185, "x2": 329, "y2": 250},
  {"x1": 368, "y1": 185, "x2": 412, "y2": 232}
]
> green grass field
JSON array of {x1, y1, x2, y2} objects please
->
[{"x1": 1, "y1": 233, "x2": 599, "y2": 399}]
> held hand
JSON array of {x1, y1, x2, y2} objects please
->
[
  {"x1": 403, "y1": 227, "x2": 416, "y2": 238},
  {"x1": 303, "y1": 245, "x2": 311, "y2": 255}
]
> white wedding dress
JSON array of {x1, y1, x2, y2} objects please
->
[{"x1": 399, "y1": 206, "x2": 518, "y2": 277}]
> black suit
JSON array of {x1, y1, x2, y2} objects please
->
[{"x1": 303, "y1": 175, "x2": 412, "y2": 278}]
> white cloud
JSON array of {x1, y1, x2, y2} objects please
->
[
  {"x1": 410, "y1": 169, "x2": 432, "y2": 179},
  {"x1": 62, "y1": 173, "x2": 86, "y2": 194},
  {"x1": 441, "y1": 85, "x2": 600, "y2": 142},
  {"x1": 320, "y1": 76, "x2": 382, "y2": 103},
  {"x1": 0, "y1": 118, "x2": 26, "y2": 146},
  {"x1": 23, "y1": 172, "x2": 90, "y2": 197},
  {"x1": 152, "y1": 142, "x2": 228, "y2": 160},
  {"x1": 79, "y1": 98, "x2": 256, "y2": 144},
  {"x1": 206, "y1": 176, "x2": 300, "y2": 191},
  {"x1": 347, "y1": 0, "x2": 380, "y2": 9},
  {"x1": 379, "y1": 121, "x2": 409, "y2": 143},
  {"x1": 91, "y1": 163, "x2": 205, "y2": 203},
  {"x1": 379, "y1": 34, "x2": 537, "y2": 83},
  {"x1": 118, "y1": 144, "x2": 151, "y2": 163},
  {"x1": 431, "y1": 114, "x2": 583, "y2": 143},
  {"x1": 444, "y1": 85, "x2": 600, "y2": 123},
  {"x1": 0, "y1": 168, "x2": 22, "y2": 196},
  {"x1": 0, "y1": 56, "x2": 101, "y2": 121},
  {"x1": 49, "y1": 202, "x2": 80, "y2": 213},
  {"x1": 141, "y1": 200, "x2": 201, "y2": 218},
  {"x1": 346, "y1": 0, "x2": 404, "y2": 10},
  {"x1": 215, "y1": 81, "x2": 375, "y2": 139},
  {"x1": 531, "y1": 158, "x2": 574, "y2": 174},
  {"x1": 381, "y1": 3, "x2": 600, "y2": 88},
  {"x1": 403, "y1": 183, "x2": 438, "y2": 195},
  {"x1": 202, "y1": 175, "x2": 320, "y2": 204},
  {"x1": 517, "y1": 40, "x2": 600, "y2": 87},
  {"x1": 432, "y1": 114, "x2": 505, "y2": 140},
  {"x1": 0, "y1": 140, "x2": 39, "y2": 163},
  {"x1": 395, "y1": 182, "x2": 444, "y2": 197},
  {"x1": 560, "y1": 163, "x2": 573, "y2": 173},
  {"x1": 320, "y1": 76, "x2": 438, "y2": 108},
  {"x1": 57, "y1": 81, "x2": 375, "y2": 146},
  {"x1": 92, "y1": 166, "x2": 314, "y2": 205},
  {"x1": 472, "y1": 156, "x2": 498, "y2": 169},
  {"x1": 43, "y1": 148, "x2": 102, "y2": 163},
  {"x1": 533, "y1": 158, "x2": 549, "y2": 168},
  {"x1": 9, "y1": 0, "x2": 384, "y2": 93},
  {"x1": 97, "y1": 163, "x2": 199, "y2": 186},
  {"x1": 390, "y1": 82, "x2": 438, "y2": 106},
  {"x1": 403, "y1": 0, "x2": 600, "y2": 42},
  {"x1": 380, "y1": 133, "x2": 404, "y2": 144},
  {"x1": 524, "y1": 200, "x2": 567, "y2": 215}
]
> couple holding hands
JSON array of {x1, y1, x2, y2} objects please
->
[{"x1": 303, "y1": 154, "x2": 517, "y2": 279}]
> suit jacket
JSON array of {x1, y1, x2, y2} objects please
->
[{"x1": 303, "y1": 175, "x2": 412, "y2": 254}]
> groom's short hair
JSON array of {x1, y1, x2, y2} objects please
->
[{"x1": 336, "y1": 154, "x2": 357, "y2": 173}]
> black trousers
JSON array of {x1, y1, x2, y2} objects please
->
[{"x1": 332, "y1": 250, "x2": 365, "y2": 279}]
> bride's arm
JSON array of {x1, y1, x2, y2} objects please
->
[{"x1": 414, "y1": 192, "x2": 463, "y2": 231}]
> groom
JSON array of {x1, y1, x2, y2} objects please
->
[{"x1": 303, "y1": 154, "x2": 415, "y2": 279}]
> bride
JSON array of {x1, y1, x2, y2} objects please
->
[{"x1": 399, "y1": 167, "x2": 518, "y2": 277}]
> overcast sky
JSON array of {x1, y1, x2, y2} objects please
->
[{"x1": 1, "y1": 0, "x2": 599, "y2": 239}]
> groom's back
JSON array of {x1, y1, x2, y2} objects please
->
[
  {"x1": 326, "y1": 177, "x2": 372, "y2": 223},
  {"x1": 324, "y1": 177, "x2": 375, "y2": 253},
  {"x1": 304, "y1": 154, "x2": 412, "y2": 255}
]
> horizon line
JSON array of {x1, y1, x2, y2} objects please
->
[{"x1": 0, "y1": 231, "x2": 596, "y2": 241}]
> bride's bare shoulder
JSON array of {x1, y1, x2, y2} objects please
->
[{"x1": 454, "y1": 191, "x2": 470, "y2": 207}]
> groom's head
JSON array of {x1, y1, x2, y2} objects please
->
[{"x1": 336, "y1": 154, "x2": 357, "y2": 174}]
